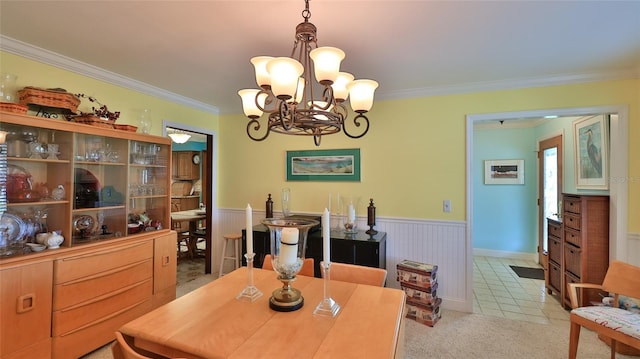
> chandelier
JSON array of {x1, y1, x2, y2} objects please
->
[{"x1": 238, "y1": 0, "x2": 378, "y2": 146}]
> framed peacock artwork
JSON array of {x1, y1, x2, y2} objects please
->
[{"x1": 573, "y1": 115, "x2": 609, "y2": 190}]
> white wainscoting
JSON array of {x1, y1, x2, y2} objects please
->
[
  {"x1": 627, "y1": 233, "x2": 640, "y2": 266},
  {"x1": 213, "y1": 208, "x2": 469, "y2": 312}
]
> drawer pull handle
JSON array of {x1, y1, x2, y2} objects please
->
[
  {"x1": 17, "y1": 293, "x2": 35, "y2": 313},
  {"x1": 163, "y1": 255, "x2": 170, "y2": 266}
]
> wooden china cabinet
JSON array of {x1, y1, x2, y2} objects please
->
[{"x1": 0, "y1": 111, "x2": 177, "y2": 359}]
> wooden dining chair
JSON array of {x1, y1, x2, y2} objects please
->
[
  {"x1": 321, "y1": 261, "x2": 387, "y2": 287},
  {"x1": 171, "y1": 220, "x2": 192, "y2": 259},
  {"x1": 262, "y1": 254, "x2": 315, "y2": 277},
  {"x1": 568, "y1": 260, "x2": 640, "y2": 359}
]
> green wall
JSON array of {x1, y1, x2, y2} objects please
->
[{"x1": 473, "y1": 127, "x2": 538, "y2": 253}]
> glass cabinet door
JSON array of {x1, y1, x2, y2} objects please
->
[
  {"x1": 72, "y1": 133, "x2": 128, "y2": 243},
  {"x1": 127, "y1": 140, "x2": 169, "y2": 235},
  {"x1": 3, "y1": 124, "x2": 72, "y2": 250},
  {"x1": 1, "y1": 112, "x2": 172, "y2": 256}
]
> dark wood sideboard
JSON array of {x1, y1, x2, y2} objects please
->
[{"x1": 242, "y1": 225, "x2": 386, "y2": 278}]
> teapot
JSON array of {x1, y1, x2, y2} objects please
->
[{"x1": 45, "y1": 231, "x2": 64, "y2": 249}]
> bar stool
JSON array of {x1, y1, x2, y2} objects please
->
[{"x1": 219, "y1": 233, "x2": 241, "y2": 277}]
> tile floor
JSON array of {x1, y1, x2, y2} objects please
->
[{"x1": 473, "y1": 256, "x2": 570, "y2": 324}]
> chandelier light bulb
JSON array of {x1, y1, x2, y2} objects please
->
[
  {"x1": 348, "y1": 79, "x2": 379, "y2": 112},
  {"x1": 251, "y1": 56, "x2": 274, "y2": 89},
  {"x1": 331, "y1": 72, "x2": 354, "y2": 102},
  {"x1": 286, "y1": 77, "x2": 305, "y2": 104},
  {"x1": 266, "y1": 57, "x2": 304, "y2": 100},
  {"x1": 309, "y1": 47, "x2": 345, "y2": 85}
]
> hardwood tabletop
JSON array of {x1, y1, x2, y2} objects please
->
[{"x1": 119, "y1": 267, "x2": 406, "y2": 358}]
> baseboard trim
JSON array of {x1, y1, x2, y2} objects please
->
[{"x1": 473, "y1": 248, "x2": 538, "y2": 262}]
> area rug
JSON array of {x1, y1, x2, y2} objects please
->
[
  {"x1": 176, "y1": 257, "x2": 207, "y2": 286},
  {"x1": 509, "y1": 265, "x2": 544, "y2": 280}
]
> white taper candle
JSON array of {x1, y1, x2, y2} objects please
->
[
  {"x1": 323, "y1": 208, "x2": 330, "y2": 264},
  {"x1": 246, "y1": 204, "x2": 253, "y2": 254}
]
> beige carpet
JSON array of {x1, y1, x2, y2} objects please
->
[
  {"x1": 83, "y1": 271, "x2": 637, "y2": 359},
  {"x1": 405, "y1": 310, "x2": 636, "y2": 359}
]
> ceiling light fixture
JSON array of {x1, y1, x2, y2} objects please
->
[
  {"x1": 238, "y1": 0, "x2": 378, "y2": 146},
  {"x1": 168, "y1": 132, "x2": 191, "y2": 144}
]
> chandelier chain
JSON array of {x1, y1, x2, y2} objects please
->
[{"x1": 302, "y1": 0, "x2": 311, "y2": 22}]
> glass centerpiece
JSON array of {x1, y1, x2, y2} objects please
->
[
  {"x1": 343, "y1": 197, "x2": 360, "y2": 234},
  {"x1": 262, "y1": 217, "x2": 318, "y2": 312}
]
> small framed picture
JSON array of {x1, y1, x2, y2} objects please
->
[{"x1": 484, "y1": 159, "x2": 525, "y2": 185}]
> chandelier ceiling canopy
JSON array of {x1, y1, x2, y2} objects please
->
[{"x1": 238, "y1": 0, "x2": 378, "y2": 146}]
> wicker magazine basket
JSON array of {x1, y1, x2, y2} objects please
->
[{"x1": 18, "y1": 87, "x2": 80, "y2": 112}]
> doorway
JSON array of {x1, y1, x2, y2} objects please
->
[
  {"x1": 538, "y1": 135, "x2": 562, "y2": 269},
  {"x1": 466, "y1": 105, "x2": 629, "y2": 313},
  {"x1": 163, "y1": 121, "x2": 216, "y2": 275}
]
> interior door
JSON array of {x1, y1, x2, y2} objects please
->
[{"x1": 538, "y1": 135, "x2": 562, "y2": 265}]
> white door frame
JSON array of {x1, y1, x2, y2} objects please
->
[{"x1": 465, "y1": 105, "x2": 628, "y2": 312}]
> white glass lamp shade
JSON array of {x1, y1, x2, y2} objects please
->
[
  {"x1": 309, "y1": 101, "x2": 334, "y2": 120},
  {"x1": 238, "y1": 89, "x2": 267, "y2": 119},
  {"x1": 266, "y1": 57, "x2": 304, "y2": 100},
  {"x1": 251, "y1": 56, "x2": 274, "y2": 89},
  {"x1": 168, "y1": 133, "x2": 191, "y2": 144},
  {"x1": 348, "y1": 79, "x2": 379, "y2": 112},
  {"x1": 286, "y1": 77, "x2": 305, "y2": 104},
  {"x1": 331, "y1": 72, "x2": 354, "y2": 102},
  {"x1": 0, "y1": 130, "x2": 7, "y2": 144},
  {"x1": 309, "y1": 47, "x2": 345, "y2": 85}
]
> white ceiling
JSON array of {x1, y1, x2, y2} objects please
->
[{"x1": 1, "y1": 1, "x2": 639, "y2": 115}]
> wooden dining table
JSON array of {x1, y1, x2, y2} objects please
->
[
  {"x1": 171, "y1": 209, "x2": 207, "y2": 258},
  {"x1": 118, "y1": 267, "x2": 406, "y2": 358}
]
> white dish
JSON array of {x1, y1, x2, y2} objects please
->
[
  {"x1": 26, "y1": 243, "x2": 46, "y2": 252},
  {"x1": 0, "y1": 213, "x2": 26, "y2": 243}
]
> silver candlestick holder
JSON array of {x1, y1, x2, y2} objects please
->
[
  {"x1": 313, "y1": 261, "x2": 341, "y2": 317},
  {"x1": 236, "y1": 253, "x2": 263, "y2": 302}
]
